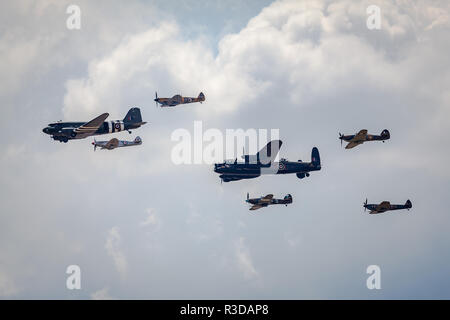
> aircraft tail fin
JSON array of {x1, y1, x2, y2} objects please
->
[
  {"x1": 381, "y1": 129, "x2": 390, "y2": 139},
  {"x1": 134, "y1": 136, "x2": 142, "y2": 144},
  {"x1": 311, "y1": 147, "x2": 320, "y2": 167},
  {"x1": 405, "y1": 199, "x2": 412, "y2": 209},
  {"x1": 124, "y1": 107, "x2": 143, "y2": 124},
  {"x1": 257, "y1": 140, "x2": 282, "y2": 165},
  {"x1": 284, "y1": 194, "x2": 292, "y2": 202},
  {"x1": 198, "y1": 92, "x2": 205, "y2": 101}
]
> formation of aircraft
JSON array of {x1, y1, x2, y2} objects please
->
[
  {"x1": 363, "y1": 199, "x2": 412, "y2": 214},
  {"x1": 42, "y1": 91, "x2": 410, "y2": 216},
  {"x1": 214, "y1": 140, "x2": 321, "y2": 183},
  {"x1": 154, "y1": 92, "x2": 205, "y2": 107},
  {"x1": 92, "y1": 136, "x2": 142, "y2": 151},
  {"x1": 246, "y1": 193, "x2": 292, "y2": 211},
  {"x1": 42, "y1": 108, "x2": 146, "y2": 143},
  {"x1": 339, "y1": 129, "x2": 390, "y2": 149}
]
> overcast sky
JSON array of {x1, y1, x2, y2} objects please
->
[{"x1": 1, "y1": 0, "x2": 450, "y2": 299}]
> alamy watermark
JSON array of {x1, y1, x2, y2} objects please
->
[
  {"x1": 366, "y1": 5, "x2": 381, "y2": 30},
  {"x1": 66, "y1": 265, "x2": 81, "y2": 290},
  {"x1": 366, "y1": 265, "x2": 381, "y2": 290},
  {"x1": 66, "y1": 5, "x2": 81, "y2": 30},
  {"x1": 171, "y1": 121, "x2": 280, "y2": 166}
]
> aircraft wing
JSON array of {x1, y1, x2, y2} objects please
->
[
  {"x1": 257, "y1": 140, "x2": 282, "y2": 164},
  {"x1": 351, "y1": 129, "x2": 368, "y2": 142},
  {"x1": 74, "y1": 113, "x2": 109, "y2": 138},
  {"x1": 345, "y1": 141, "x2": 363, "y2": 149},
  {"x1": 104, "y1": 138, "x2": 119, "y2": 149},
  {"x1": 261, "y1": 194, "x2": 274, "y2": 202},
  {"x1": 249, "y1": 205, "x2": 263, "y2": 211}
]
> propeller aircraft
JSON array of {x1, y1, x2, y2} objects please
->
[
  {"x1": 339, "y1": 129, "x2": 390, "y2": 149},
  {"x1": 154, "y1": 92, "x2": 205, "y2": 107},
  {"x1": 246, "y1": 193, "x2": 293, "y2": 211},
  {"x1": 363, "y1": 199, "x2": 412, "y2": 214}
]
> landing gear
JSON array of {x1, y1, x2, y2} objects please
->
[{"x1": 128, "y1": 130, "x2": 132, "y2": 134}]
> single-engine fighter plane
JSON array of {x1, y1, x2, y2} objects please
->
[
  {"x1": 154, "y1": 92, "x2": 205, "y2": 107},
  {"x1": 92, "y1": 136, "x2": 142, "y2": 151},
  {"x1": 42, "y1": 108, "x2": 146, "y2": 143},
  {"x1": 363, "y1": 199, "x2": 412, "y2": 214},
  {"x1": 339, "y1": 129, "x2": 390, "y2": 149},
  {"x1": 246, "y1": 193, "x2": 293, "y2": 211},
  {"x1": 214, "y1": 140, "x2": 321, "y2": 182}
]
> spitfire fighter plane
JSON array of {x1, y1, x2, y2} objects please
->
[
  {"x1": 339, "y1": 129, "x2": 390, "y2": 149},
  {"x1": 214, "y1": 140, "x2": 321, "y2": 182},
  {"x1": 363, "y1": 199, "x2": 412, "y2": 214},
  {"x1": 246, "y1": 193, "x2": 293, "y2": 211},
  {"x1": 92, "y1": 136, "x2": 142, "y2": 151},
  {"x1": 42, "y1": 108, "x2": 146, "y2": 143},
  {"x1": 154, "y1": 92, "x2": 205, "y2": 107}
]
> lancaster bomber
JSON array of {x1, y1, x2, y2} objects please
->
[
  {"x1": 246, "y1": 193, "x2": 293, "y2": 211},
  {"x1": 154, "y1": 92, "x2": 205, "y2": 107},
  {"x1": 92, "y1": 136, "x2": 142, "y2": 151},
  {"x1": 214, "y1": 140, "x2": 321, "y2": 182},
  {"x1": 339, "y1": 129, "x2": 390, "y2": 149},
  {"x1": 42, "y1": 108, "x2": 146, "y2": 143},
  {"x1": 363, "y1": 199, "x2": 412, "y2": 214}
]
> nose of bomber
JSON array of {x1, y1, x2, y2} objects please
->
[{"x1": 42, "y1": 127, "x2": 49, "y2": 134}]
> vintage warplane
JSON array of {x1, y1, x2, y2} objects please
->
[
  {"x1": 363, "y1": 199, "x2": 412, "y2": 214},
  {"x1": 42, "y1": 108, "x2": 146, "y2": 143},
  {"x1": 339, "y1": 129, "x2": 390, "y2": 149},
  {"x1": 246, "y1": 193, "x2": 293, "y2": 211},
  {"x1": 214, "y1": 140, "x2": 321, "y2": 182},
  {"x1": 154, "y1": 92, "x2": 205, "y2": 107},
  {"x1": 92, "y1": 136, "x2": 142, "y2": 151}
]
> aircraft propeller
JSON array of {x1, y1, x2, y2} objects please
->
[
  {"x1": 92, "y1": 139, "x2": 97, "y2": 152},
  {"x1": 247, "y1": 192, "x2": 249, "y2": 200},
  {"x1": 155, "y1": 92, "x2": 158, "y2": 108},
  {"x1": 339, "y1": 133, "x2": 344, "y2": 147},
  {"x1": 363, "y1": 198, "x2": 368, "y2": 211}
]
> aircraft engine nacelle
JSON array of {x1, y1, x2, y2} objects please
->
[{"x1": 296, "y1": 172, "x2": 309, "y2": 179}]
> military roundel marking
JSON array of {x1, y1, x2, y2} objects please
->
[
  {"x1": 279, "y1": 163, "x2": 285, "y2": 170},
  {"x1": 115, "y1": 123, "x2": 121, "y2": 130}
]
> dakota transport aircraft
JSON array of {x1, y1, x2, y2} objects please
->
[
  {"x1": 214, "y1": 140, "x2": 321, "y2": 182},
  {"x1": 42, "y1": 108, "x2": 146, "y2": 143},
  {"x1": 339, "y1": 129, "x2": 390, "y2": 149}
]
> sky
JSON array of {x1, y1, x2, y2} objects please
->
[{"x1": 0, "y1": 0, "x2": 450, "y2": 299}]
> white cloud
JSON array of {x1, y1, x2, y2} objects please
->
[
  {"x1": 91, "y1": 287, "x2": 114, "y2": 300},
  {"x1": 105, "y1": 227, "x2": 128, "y2": 277},
  {"x1": 0, "y1": 269, "x2": 19, "y2": 297},
  {"x1": 140, "y1": 208, "x2": 161, "y2": 229},
  {"x1": 235, "y1": 237, "x2": 258, "y2": 280}
]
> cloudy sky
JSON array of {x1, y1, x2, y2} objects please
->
[{"x1": 1, "y1": 0, "x2": 450, "y2": 299}]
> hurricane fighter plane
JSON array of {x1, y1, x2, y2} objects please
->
[
  {"x1": 246, "y1": 193, "x2": 293, "y2": 211},
  {"x1": 339, "y1": 129, "x2": 390, "y2": 149},
  {"x1": 214, "y1": 140, "x2": 321, "y2": 182},
  {"x1": 42, "y1": 108, "x2": 146, "y2": 143},
  {"x1": 92, "y1": 136, "x2": 142, "y2": 151},
  {"x1": 154, "y1": 92, "x2": 205, "y2": 107},
  {"x1": 363, "y1": 199, "x2": 412, "y2": 214}
]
